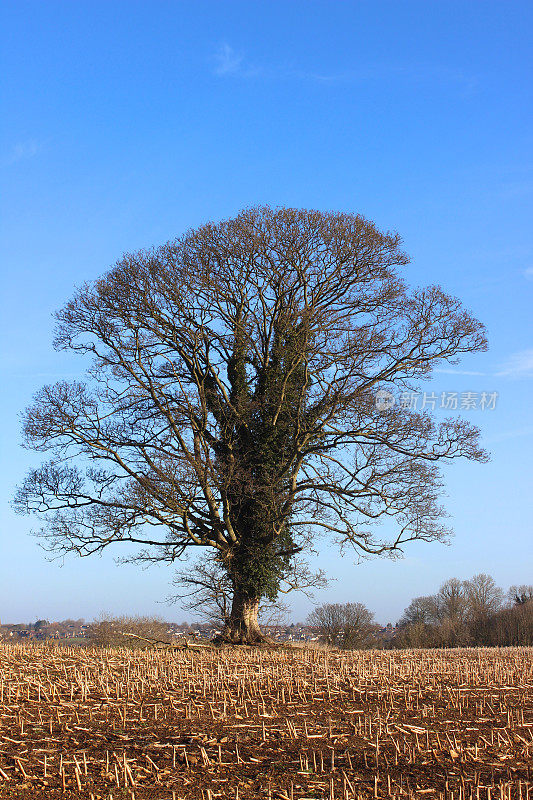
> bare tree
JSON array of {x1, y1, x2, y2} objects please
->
[
  {"x1": 398, "y1": 595, "x2": 440, "y2": 627},
  {"x1": 508, "y1": 585, "x2": 533, "y2": 606},
  {"x1": 397, "y1": 579, "x2": 470, "y2": 648},
  {"x1": 396, "y1": 594, "x2": 441, "y2": 648},
  {"x1": 170, "y1": 555, "x2": 324, "y2": 630},
  {"x1": 465, "y1": 573, "x2": 503, "y2": 618},
  {"x1": 307, "y1": 602, "x2": 376, "y2": 649},
  {"x1": 433, "y1": 578, "x2": 470, "y2": 645},
  {"x1": 15, "y1": 206, "x2": 488, "y2": 643},
  {"x1": 437, "y1": 578, "x2": 469, "y2": 623},
  {"x1": 171, "y1": 560, "x2": 234, "y2": 628}
]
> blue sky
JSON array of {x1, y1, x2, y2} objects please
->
[{"x1": 1, "y1": 1, "x2": 532, "y2": 625}]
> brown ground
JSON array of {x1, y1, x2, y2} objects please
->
[{"x1": 0, "y1": 644, "x2": 531, "y2": 799}]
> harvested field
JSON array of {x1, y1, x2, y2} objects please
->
[{"x1": 0, "y1": 644, "x2": 531, "y2": 799}]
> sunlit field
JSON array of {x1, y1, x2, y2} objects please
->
[{"x1": 0, "y1": 644, "x2": 531, "y2": 799}]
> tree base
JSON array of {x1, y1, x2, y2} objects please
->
[
  {"x1": 213, "y1": 626, "x2": 274, "y2": 646},
  {"x1": 213, "y1": 593, "x2": 272, "y2": 645}
]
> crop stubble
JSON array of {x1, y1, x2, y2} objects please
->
[{"x1": 0, "y1": 644, "x2": 531, "y2": 799}]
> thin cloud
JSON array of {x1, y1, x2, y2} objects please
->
[
  {"x1": 210, "y1": 48, "x2": 477, "y2": 95},
  {"x1": 213, "y1": 43, "x2": 245, "y2": 76},
  {"x1": 523, "y1": 267, "x2": 533, "y2": 281},
  {"x1": 2, "y1": 139, "x2": 40, "y2": 166},
  {"x1": 496, "y1": 349, "x2": 533, "y2": 378},
  {"x1": 295, "y1": 63, "x2": 477, "y2": 94}
]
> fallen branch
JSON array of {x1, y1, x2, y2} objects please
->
[{"x1": 120, "y1": 631, "x2": 211, "y2": 650}]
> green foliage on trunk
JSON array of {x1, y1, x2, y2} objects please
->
[{"x1": 218, "y1": 318, "x2": 308, "y2": 602}]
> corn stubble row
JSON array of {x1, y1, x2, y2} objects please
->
[{"x1": 0, "y1": 644, "x2": 531, "y2": 800}]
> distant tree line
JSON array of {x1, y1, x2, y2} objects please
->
[
  {"x1": 0, "y1": 619, "x2": 87, "y2": 640},
  {"x1": 306, "y1": 575, "x2": 532, "y2": 650},
  {"x1": 2, "y1": 574, "x2": 530, "y2": 651},
  {"x1": 394, "y1": 575, "x2": 533, "y2": 648}
]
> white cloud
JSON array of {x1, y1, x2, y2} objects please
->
[
  {"x1": 213, "y1": 43, "x2": 244, "y2": 76},
  {"x1": 496, "y1": 349, "x2": 533, "y2": 378},
  {"x1": 2, "y1": 139, "x2": 40, "y2": 166},
  {"x1": 523, "y1": 267, "x2": 533, "y2": 281}
]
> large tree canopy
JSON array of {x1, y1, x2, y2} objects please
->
[{"x1": 16, "y1": 207, "x2": 488, "y2": 642}]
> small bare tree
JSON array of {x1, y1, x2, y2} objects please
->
[
  {"x1": 307, "y1": 602, "x2": 376, "y2": 649},
  {"x1": 170, "y1": 555, "x2": 325, "y2": 631},
  {"x1": 171, "y1": 561, "x2": 234, "y2": 629},
  {"x1": 87, "y1": 615, "x2": 171, "y2": 648}
]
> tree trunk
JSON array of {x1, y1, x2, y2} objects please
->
[{"x1": 217, "y1": 587, "x2": 269, "y2": 644}]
